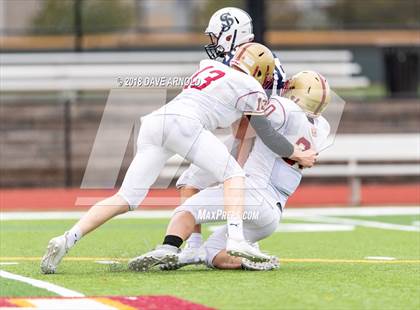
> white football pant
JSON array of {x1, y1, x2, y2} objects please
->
[
  {"x1": 118, "y1": 114, "x2": 245, "y2": 209},
  {"x1": 173, "y1": 182, "x2": 283, "y2": 267}
]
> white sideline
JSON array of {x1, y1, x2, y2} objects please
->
[
  {"x1": 209, "y1": 223, "x2": 356, "y2": 233},
  {"x1": 299, "y1": 216, "x2": 420, "y2": 232},
  {"x1": 0, "y1": 270, "x2": 84, "y2": 297},
  {"x1": 282, "y1": 206, "x2": 420, "y2": 217},
  {"x1": 0, "y1": 210, "x2": 173, "y2": 220},
  {"x1": 276, "y1": 223, "x2": 355, "y2": 232},
  {"x1": 0, "y1": 207, "x2": 419, "y2": 221}
]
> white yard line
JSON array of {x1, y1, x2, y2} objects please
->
[
  {"x1": 365, "y1": 256, "x2": 396, "y2": 261},
  {"x1": 297, "y1": 215, "x2": 420, "y2": 232},
  {"x1": 276, "y1": 223, "x2": 355, "y2": 232},
  {"x1": 0, "y1": 210, "x2": 173, "y2": 221},
  {"x1": 1, "y1": 206, "x2": 419, "y2": 221},
  {"x1": 0, "y1": 270, "x2": 84, "y2": 297},
  {"x1": 0, "y1": 262, "x2": 19, "y2": 265},
  {"x1": 95, "y1": 260, "x2": 121, "y2": 265},
  {"x1": 282, "y1": 206, "x2": 420, "y2": 217},
  {"x1": 208, "y1": 223, "x2": 356, "y2": 233}
]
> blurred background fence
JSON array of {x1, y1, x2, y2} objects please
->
[{"x1": 0, "y1": 0, "x2": 419, "y2": 205}]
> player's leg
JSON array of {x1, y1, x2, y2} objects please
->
[
  {"x1": 156, "y1": 117, "x2": 266, "y2": 260},
  {"x1": 202, "y1": 192, "x2": 281, "y2": 269},
  {"x1": 164, "y1": 121, "x2": 246, "y2": 241},
  {"x1": 200, "y1": 226, "x2": 269, "y2": 270},
  {"x1": 177, "y1": 128, "x2": 270, "y2": 260},
  {"x1": 180, "y1": 186, "x2": 202, "y2": 248},
  {"x1": 40, "y1": 194, "x2": 129, "y2": 274},
  {"x1": 213, "y1": 250, "x2": 280, "y2": 271},
  {"x1": 169, "y1": 180, "x2": 247, "y2": 257},
  {"x1": 41, "y1": 145, "x2": 172, "y2": 274},
  {"x1": 180, "y1": 186, "x2": 200, "y2": 204},
  {"x1": 41, "y1": 116, "x2": 173, "y2": 274},
  {"x1": 177, "y1": 119, "x2": 252, "y2": 258},
  {"x1": 206, "y1": 206, "x2": 281, "y2": 271},
  {"x1": 169, "y1": 185, "x2": 275, "y2": 262},
  {"x1": 128, "y1": 185, "x2": 224, "y2": 271},
  {"x1": 73, "y1": 195, "x2": 128, "y2": 236},
  {"x1": 210, "y1": 225, "x2": 281, "y2": 271},
  {"x1": 155, "y1": 186, "x2": 204, "y2": 271},
  {"x1": 126, "y1": 118, "x2": 260, "y2": 271},
  {"x1": 133, "y1": 186, "x2": 274, "y2": 271},
  {"x1": 72, "y1": 143, "x2": 174, "y2": 234}
]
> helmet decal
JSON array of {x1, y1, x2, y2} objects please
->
[
  {"x1": 220, "y1": 12, "x2": 235, "y2": 32},
  {"x1": 313, "y1": 72, "x2": 327, "y2": 115}
]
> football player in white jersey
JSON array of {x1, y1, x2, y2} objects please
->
[
  {"x1": 129, "y1": 71, "x2": 331, "y2": 271},
  {"x1": 177, "y1": 6, "x2": 289, "y2": 265},
  {"x1": 41, "y1": 43, "x2": 315, "y2": 274},
  {"x1": 206, "y1": 71, "x2": 331, "y2": 270}
]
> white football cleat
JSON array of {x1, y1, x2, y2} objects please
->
[
  {"x1": 226, "y1": 238, "x2": 271, "y2": 262},
  {"x1": 128, "y1": 245, "x2": 180, "y2": 272},
  {"x1": 241, "y1": 256, "x2": 280, "y2": 271},
  {"x1": 160, "y1": 245, "x2": 206, "y2": 271},
  {"x1": 40, "y1": 233, "x2": 69, "y2": 274}
]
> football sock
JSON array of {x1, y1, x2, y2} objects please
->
[
  {"x1": 227, "y1": 216, "x2": 245, "y2": 240},
  {"x1": 163, "y1": 235, "x2": 183, "y2": 248},
  {"x1": 66, "y1": 225, "x2": 83, "y2": 249},
  {"x1": 186, "y1": 233, "x2": 202, "y2": 249}
]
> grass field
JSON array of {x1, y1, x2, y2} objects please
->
[{"x1": 0, "y1": 210, "x2": 419, "y2": 309}]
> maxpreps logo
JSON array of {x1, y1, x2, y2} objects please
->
[
  {"x1": 197, "y1": 210, "x2": 260, "y2": 221},
  {"x1": 220, "y1": 12, "x2": 234, "y2": 32}
]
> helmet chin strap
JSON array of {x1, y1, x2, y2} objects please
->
[{"x1": 229, "y1": 30, "x2": 238, "y2": 53}]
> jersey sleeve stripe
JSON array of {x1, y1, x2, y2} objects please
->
[
  {"x1": 269, "y1": 97, "x2": 287, "y2": 130},
  {"x1": 235, "y1": 91, "x2": 265, "y2": 109},
  {"x1": 243, "y1": 111, "x2": 265, "y2": 116}
]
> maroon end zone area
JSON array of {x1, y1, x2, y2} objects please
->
[
  {"x1": 112, "y1": 296, "x2": 215, "y2": 310},
  {"x1": 0, "y1": 296, "x2": 215, "y2": 310},
  {"x1": 0, "y1": 184, "x2": 419, "y2": 211}
]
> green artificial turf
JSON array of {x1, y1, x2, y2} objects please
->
[{"x1": 0, "y1": 216, "x2": 419, "y2": 309}]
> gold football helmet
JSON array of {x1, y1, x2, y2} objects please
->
[
  {"x1": 230, "y1": 43, "x2": 275, "y2": 88},
  {"x1": 282, "y1": 71, "x2": 331, "y2": 118}
]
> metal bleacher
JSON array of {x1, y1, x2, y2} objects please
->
[
  {"x1": 0, "y1": 50, "x2": 369, "y2": 91},
  {"x1": 157, "y1": 133, "x2": 420, "y2": 206}
]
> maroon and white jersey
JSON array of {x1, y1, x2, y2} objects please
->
[
  {"x1": 244, "y1": 95, "x2": 330, "y2": 205},
  {"x1": 177, "y1": 94, "x2": 330, "y2": 207},
  {"x1": 151, "y1": 59, "x2": 268, "y2": 131}
]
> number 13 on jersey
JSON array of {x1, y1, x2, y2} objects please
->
[{"x1": 184, "y1": 66, "x2": 226, "y2": 90}]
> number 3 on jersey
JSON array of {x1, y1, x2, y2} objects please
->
[
  {"x1": 283, "y1": 137, "x2": 311, "y2": 167},
  {"x1": 295, "y1": 137, "x2": 311, "y2": 151},
  {"x1": 184, "y1": 66, "x2": 225, "y2": 90}
]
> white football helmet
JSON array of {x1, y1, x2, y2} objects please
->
[{"x1": 204, "y1": 7, "x2": 254, "y2": 59}]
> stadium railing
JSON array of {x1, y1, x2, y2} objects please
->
[
  {"x1": 3, "y1": 52, "x2": 419, "y2": 205},
  {"x1": 160, "y1": 133, "x2": 419, "y2": 206}
]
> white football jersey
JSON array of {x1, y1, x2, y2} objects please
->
[
  {"x1": 152, "y1": 59, "x2": 268, "y2": 131},
  {"x1": 244, "y1": 95, "x2": 330, "y2": 204}
]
